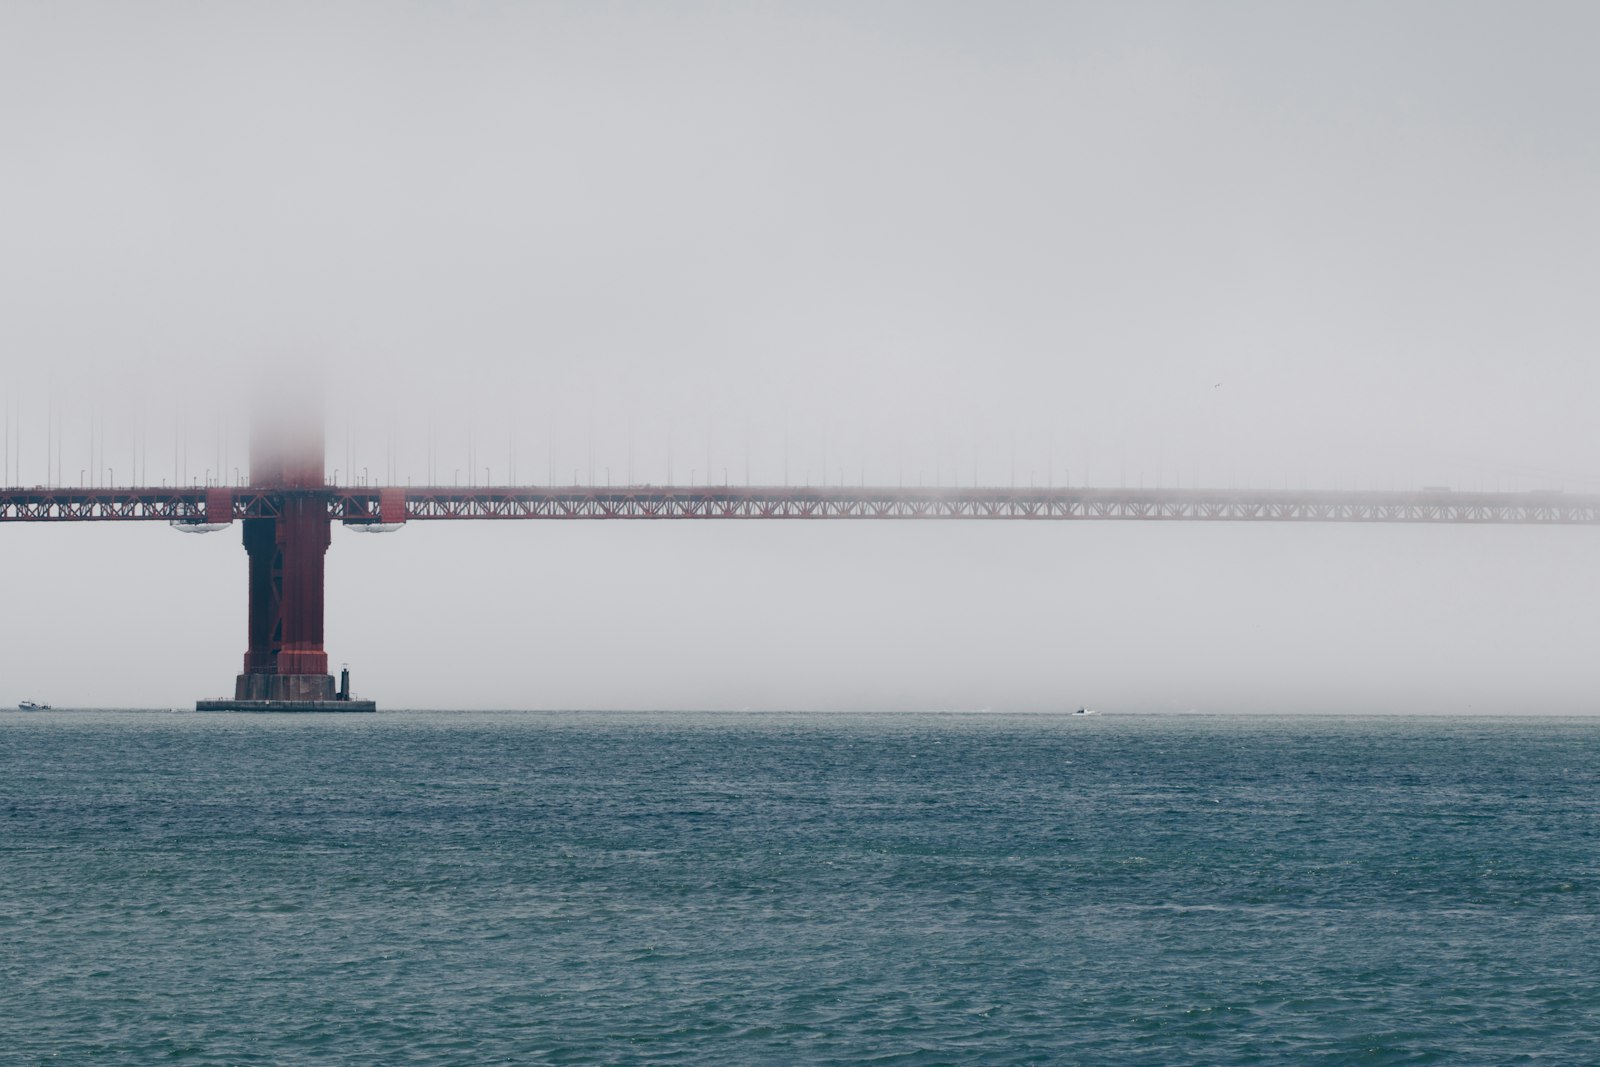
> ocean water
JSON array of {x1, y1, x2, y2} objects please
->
[{"x1": 1, "y1": 712, "x2": 1597, "y2": 1065}]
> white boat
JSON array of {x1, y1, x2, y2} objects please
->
[
  {"x1": 1074, "y1": 707, "x2": 1098, "y2": 715},
  {"x1": 17, "y1": 700, "x2": 51, "y2": 711}
]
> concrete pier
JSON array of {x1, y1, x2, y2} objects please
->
[
  {"x1": 197, "y1": 668, "x2": 375, "y2": 711},
  {"x1": 196, "y1": 697, "x2": 376, "y2": 712}
]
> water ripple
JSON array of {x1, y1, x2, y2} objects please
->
[{"x1": 2, "y1": 711, "x2": 1598, "y2": 1064}]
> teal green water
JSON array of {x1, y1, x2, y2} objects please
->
[{"x1": 2, "y1": 711, "x2": 1598, "y2": 1064}]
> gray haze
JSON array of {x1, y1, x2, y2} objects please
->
[{"x1": 3, "y1": 1, "x2": 1599, "y2": 710}]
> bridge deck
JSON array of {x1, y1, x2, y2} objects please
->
[{"x1": 2, "y1": 485, "x2": 1598, "y2": 524}]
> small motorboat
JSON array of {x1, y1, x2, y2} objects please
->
[
  {"x1": 1073, "y1": 707, "x2": 1098, "y2": 715},
  {"x1": 18, "y1": 700, "x2": 51, "y2": 711}
]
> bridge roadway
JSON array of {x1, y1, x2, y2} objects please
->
[{"x1": 3, "y1": 484, "x2": 1598, "y2": 525}]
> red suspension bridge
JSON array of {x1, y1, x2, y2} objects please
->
[{"x1": 5, "y1": 413, "x2": 1597, "y2": 711}]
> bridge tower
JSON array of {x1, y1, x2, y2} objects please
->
[{"x1": 197, "y1": 398, "x2": 374, "y2": 712}]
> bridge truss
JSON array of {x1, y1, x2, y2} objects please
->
[{"x1": 3, "y1": 485, "x2": 1599, "y2": 526}]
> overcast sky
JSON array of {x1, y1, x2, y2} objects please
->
[{"x1": 3, "y1": 1, "x2": 1599, "y2": 711}]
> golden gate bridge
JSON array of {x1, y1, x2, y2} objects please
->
[{"x1": 4, "y1": 408, "x2": 1597, "y2": 712}]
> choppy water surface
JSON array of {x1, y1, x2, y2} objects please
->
[{"x1": 2, "y1": 711, "x2": 1598, "y2": 1064}]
